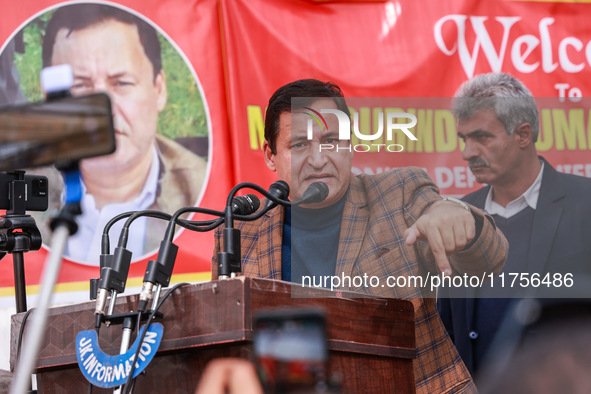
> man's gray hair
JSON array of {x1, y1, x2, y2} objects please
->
[{"x1": 452, "y1": 73, "x2": 539, "y2": 141}]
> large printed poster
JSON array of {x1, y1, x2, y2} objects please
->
[
  {"x1": 0, "y1": 0, "x2": 230, "y2": 304},
  {"x1": 1, "y1": 0, "x2": 591, "y2": 305}
]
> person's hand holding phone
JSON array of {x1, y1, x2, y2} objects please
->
[{"x1": 194, "y1": 358, "x2": 263, "y2": 394}]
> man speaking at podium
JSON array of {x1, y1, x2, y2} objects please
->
[{"x1": 211, "y1": 79, "x2": 508, "y2": 393}]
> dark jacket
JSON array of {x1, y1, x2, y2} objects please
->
[{"x1": 438, "y1": 157, "x2": 591, "y2": 374}]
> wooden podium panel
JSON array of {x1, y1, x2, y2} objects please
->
[{"x1": 11, "y1": 278, "x2": 416, "y2": 393}]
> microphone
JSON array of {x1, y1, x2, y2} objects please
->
[
  {"x1": 137, "y1": 196, "x2": 258, "y2": 310},
  {"x1": 296, "y1": 182, "x2": 329, "y2": 205},
  {"x1": 218, "y1": 184, "x2": 264, "y2": 280},
  {"x1": 94, "y1": 243, "x2": 132, "y2": 324},
  {"x1": 231, "y1": 194, "x2": 260, "y2": 215},
  {"x1": 263, "y1": 180, "x2": 290, "y2": 210}
]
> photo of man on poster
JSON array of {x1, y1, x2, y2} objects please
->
[{"x1": 0, "y1": 3, "x2": 210, "y2": 264}]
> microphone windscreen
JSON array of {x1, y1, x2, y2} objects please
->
[
  {"x1": 264, "y1": 180, "x2": 290, "y2": 209},
  {"x1": 271, "y1": 180, "x2": 290, "y2": 199},
  {"x1": 232, "y1": 194, "x2": 260, "y2": 215},
  {"x1": 299, "y1": 181, "x2": 329, "y2": 204}
]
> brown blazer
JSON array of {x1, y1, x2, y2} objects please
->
[{"x1": 212, "y1": 167, "x2": 507, "y2": 393}]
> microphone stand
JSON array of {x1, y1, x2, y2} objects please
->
[
  {"x1": 84, "y1": 186, "x2": 286, "y2": 391},
  {"x1": 10, "y1": 168, "x2": 82, "y2": 394},
  {"x1": 95, "y1": 207, "x2": 230, "y2": 318},
  {"x1": 86, "y1": 183, "x2": 288, "y2": 391},
  {"x1": 92, "y1": 207, "x2": 238, "y2": 394},
  {"x1": 217, "y1": 181, "x2": 291, "y2": 280},
  {"x1": 132, "y1": 199, "x2": 258, "y2": 310},
  {"x1": 217, "y1": 183, "x2": 263, "y2": 280},
  {"x1": 216, "y1": 181, "x2": 327, "y2": 280}
]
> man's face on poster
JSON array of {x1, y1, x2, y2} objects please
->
[{"x1": 50, "y1": 19, "x2": 167, "y2": 174}]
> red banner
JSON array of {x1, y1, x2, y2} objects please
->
[
  {"x1": 221, "y1": 0, "x2": 591, "y2": 196},
  {"x1": 1, "y1": 0, "x2": 591, "y2": 303},
  {"x1": 0, "y1": 0, "x2": 230, "y2": 303}
]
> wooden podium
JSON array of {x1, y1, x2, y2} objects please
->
[{"x1": 10, "y1": 277, "x2": 416, "y2": 393}]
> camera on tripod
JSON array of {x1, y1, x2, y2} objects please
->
[{"x1": 0, "y1": 64, "x2": 116, "y2": 313}]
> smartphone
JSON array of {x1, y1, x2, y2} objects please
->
[
  {"x1": 0, "y1": 172, "x2": 48, "y2": 212},
  {"x1": 253, "y1": 307, "x2": 329, "y2": 393},
  {"x1": 0, "y1": 93, "x2": 115, "y2": 171}
]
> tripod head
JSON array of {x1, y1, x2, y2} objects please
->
[{"x1": 0, "y1": 215, "x2": 42, "y2": 260}]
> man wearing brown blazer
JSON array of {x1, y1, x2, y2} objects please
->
[{"x1": 212, "y1": 79, "x2": 508, "y2": 393}]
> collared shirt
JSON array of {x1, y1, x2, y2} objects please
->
[
  {"x1": 65, "y1": 148, "x2": 160, "y2": 265},
  {"x1": 485, "y1": 161, "x2": 544, "y2": 219}
]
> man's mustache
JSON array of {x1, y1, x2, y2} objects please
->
[{"x1": 468, "y1": 157, "x2": 489, "y2": 168}]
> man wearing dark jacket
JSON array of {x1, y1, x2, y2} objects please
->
[{"x1": 438, "y1": 72, "x2": 591, "y2": 377}]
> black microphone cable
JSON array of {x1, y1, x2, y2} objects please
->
[
  {"x1": 100, "y1": 194, "x2": 264, "y2": 259},
  {"x1": 98, "y1": 180, "x2": 323, "y2": 312},
  {"x1": 95, "y1": 203, "x2": 253, "y2": 321},
  {"x1": 137, "y1": 195, "x2": 260, "y2": 311}
]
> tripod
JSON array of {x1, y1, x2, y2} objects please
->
[
  {"x1": 0, "y1": 171, "x2": 43, "y2": 313},
  {"x1": 8, "y1": 168, "x2": 80, "y2": 394}
]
